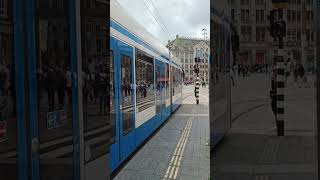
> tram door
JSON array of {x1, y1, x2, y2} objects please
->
[
  {"x1": 110, "y1": 38, "x2": 136, "y2": 172},
  {"x1": 155, "y1": 60, "x2": 166, "y2": 125}
]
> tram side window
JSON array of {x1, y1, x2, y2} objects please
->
[
  {"x1": 178, "y1": 69, "x2": 182, "y2": 94},
  {"x1": 121, "y1": 54, "x2": 134, "y2": 134},
  {"x1": 172, "y1": 67, "x2": 175, "y2": 96},
  {"x1": 135, "y1": 49, "x2": 155, "y2": 113},
  {"x1": 109, "y1": 50, "x2": 116, "y2": 144},
  {"x1": 155, "y1": 65, "x2": 161, "y2": 113},
  {"x1": 166, "y1": 64, "x2": 170, "y2": 100}
]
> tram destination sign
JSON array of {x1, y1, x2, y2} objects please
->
[{"x1": 272, "y1": 0, "x2": 288, "y2": 8}]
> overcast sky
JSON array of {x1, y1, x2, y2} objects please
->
[{"x1": 116, "y1": 0, "x2": 210, "y2": 46}]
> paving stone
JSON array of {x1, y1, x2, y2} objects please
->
[{"x1": 114, "y1": 87, "x2": 210, "y2": 180}]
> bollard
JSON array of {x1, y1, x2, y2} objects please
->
[
  {"x1": 195, "y1": 76, "x2": 200, "y2": 104},
  {"x1": 275, "y1": 49, "x2": 285, "y2": 136}
]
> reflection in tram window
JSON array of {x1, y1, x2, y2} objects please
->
[
  {"x1": 155, "y1": 65, "x2": 161, "y2": 113},
  {"x1": 81, "y1": 0, "x2": 109, "y2": 163},
  {"x1": 135, "y1": 49, "x2": 155, "y2": 112},
  {"x1": 166, "y1": 64, "x2": 170, "y2": 100},
  {"x1": 172, "y1": 67, "x2": 176, "y2": 96},
  {"x1": 109, "y1": 50, "x2": 116, "y2": 144},
  {"x1": 36, "y1": 0, "x2": 73, "y2": 179},
  {"x1": 0, "y1": 0, "x2": 17, "y2": 178},
  {"x1": 121, "y1": 54, "x2": 134, "y2": 134}
]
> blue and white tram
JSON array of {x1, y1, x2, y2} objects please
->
[{"x1": 110, "y1": 0, "x2": 183, "y2": 173}]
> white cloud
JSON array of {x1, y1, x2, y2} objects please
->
[{"x1": 115, "y1": 0, "x2": 210, "y2": 45}]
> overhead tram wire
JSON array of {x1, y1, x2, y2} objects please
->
[
  {"x1": 142, "y1": 0, "x2": 172, "y2": 40},
  {"x1": 146, "y1": 0, "x2": 173, "y2": 40},
  {"x1": 142, "y1": 0, "x2": 170, "y2": 40}
]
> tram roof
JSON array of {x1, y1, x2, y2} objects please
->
[{"x1": 111, "y1": 0, "x2": 181, "y2": 68}]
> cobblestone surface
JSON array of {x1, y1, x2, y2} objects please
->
[
  {"x1": 211, "y1": 73, "x2": 317, "y2": 180},
  {"x1": 114, "y1": 86, "x2": 210, "y2": 180}
]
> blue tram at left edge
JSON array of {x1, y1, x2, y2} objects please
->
[{"x1": 109, "y1": 1, "x2": 183, "y2": 173}]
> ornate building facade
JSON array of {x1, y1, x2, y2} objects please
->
[
  {"x1": 230, "y1": 0, "x2": 316, "y2": 69},
  {"x1": 166, "y1": 35, "x2": 210, "y2": 83}
]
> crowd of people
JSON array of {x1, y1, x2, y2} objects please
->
[
  {"x1": 234, "y1": 64, "x2": 269, "y2": 78},
  {"x1": 0, "y1": 61, "x2": 15, "y2": 121}
]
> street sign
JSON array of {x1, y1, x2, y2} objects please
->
[
  {"x1": 272, "y1": 0, "x2": 288, "y2": 8},
  {"x1": 0, "y1": 121, "x2": 8, "y2": 142},
  {"x1": 47, "y1": 110, "x2": 67, "y2": 129}
]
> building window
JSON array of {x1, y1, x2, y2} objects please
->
[
  {"x1": 256, "y1": 27, "x2": 265, "y2": 42},
  {"x1": 0, "y1": 0, "x2": 6, "y2": 16},
  {"x1": 287, "y1": 10, "x2": 291, "y2": 21},
  {"x1": 292, "y1": 11, "x2": 296, "y2": 21},
  {"x1": 255, "y1": 0, "x2": 264, "y2": 5},
  {"x1": 241, "y1": 0, "x2": 249, "y2": 5},
  {"x1": 297, "y1": 11, "x2": 301, "y2": 21},
  {"x1": 297, "y1": 29, "x2": 301, "y2": 41},
  {"x1": 241, "y1": 9, "x2": 245, "y2": 21},
  {"x1": 306, "y1": 29, "x2": 311, "y2": 42},
  {"x1": 231, "y1": 9, "x2": 235, "y2": 20},
  {"x1": 256, "y1": 10, "x2": 264, "y2": 22},
  {"x1": 241, "y1": 26, "x2": 251, "y2": 41},
  {"x1": 292, "y1": 29, "x2": 296, "y2": 41}
]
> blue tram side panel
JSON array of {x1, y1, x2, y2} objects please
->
[{"x1": 109, "y1": 35, "x2": 182, "y2": 173}]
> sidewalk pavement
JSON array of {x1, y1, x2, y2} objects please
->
[
  {"x1": 114, "y1": 88, "x2": 210, "y2": 180},
  {"x1": 211, "y1": 73, "x2": 317, "y2": 180}
]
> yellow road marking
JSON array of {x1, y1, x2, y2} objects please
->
[{"x1": 163, "y1": 119, "x2": 193, "y2": 180}]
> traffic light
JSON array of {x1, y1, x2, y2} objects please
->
[
  {"x1": 267, "y1": 10, "x2": 286, "y2": 38},
  {"x1": 275, "y1": 20, "x2": 286, "y2": 37},
  {"x1": 194, "y1": 64, "x2": 199, "y2": 74}
]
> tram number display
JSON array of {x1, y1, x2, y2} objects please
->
[
  {"x1": 0, "y1": 121, "x2": 7, "y2": 142},
  {"x1": 47, "y1": 110, "x2": 66, "y2": 129}
]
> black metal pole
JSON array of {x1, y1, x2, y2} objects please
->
[{"x1": 277, "y1": 36, "x2": 285, "y2": 136}]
